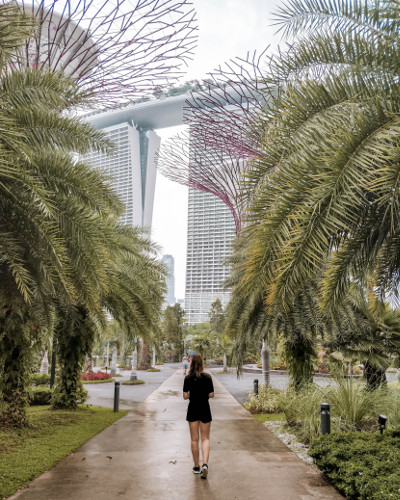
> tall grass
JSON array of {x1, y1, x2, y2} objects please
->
[
  {"x1": 328, "y1": 377, "x2": 381, "y2": 432},
  {"x1": 279, "y1": 386, "x2": 326, "y2": 443},
  {"x1": 280, "y1": 377, "x2": 387, "y2": 443}
]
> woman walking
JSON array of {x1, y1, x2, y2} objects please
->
[{"x1": 183, "y1": 354, "x2": 214, "y2": 479}]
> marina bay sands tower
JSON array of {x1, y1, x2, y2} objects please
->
[
  {"x1": 83, "y1": 95, "x2": 188, "y2": 229},
  {"x1": 84, "y1": 94, "x2": 236, "y2": 324}
]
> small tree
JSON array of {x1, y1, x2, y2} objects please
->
[{"x1": 161, "y1": 303, "x2": 186, "y2": 358}]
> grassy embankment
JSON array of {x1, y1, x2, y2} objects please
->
[{"x1": 0, "y1": 405, "x2": 128, "y2": 499}]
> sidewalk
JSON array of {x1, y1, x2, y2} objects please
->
[{"x1": 10, "y1": 371, "x2": 343, "y2": 500}]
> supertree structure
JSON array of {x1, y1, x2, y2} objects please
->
[
  {"x1": 156, "y1": 49, "x2": 270, "y2": 233},
  {"x1": 3, "y1": 0, "x2": 198, "y2": 106}
]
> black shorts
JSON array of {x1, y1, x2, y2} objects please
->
[{"x1": 186, "y1": 402, "x2": 212, "y2": 423}]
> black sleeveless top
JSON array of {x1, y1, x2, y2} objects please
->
[{"x1": 183, "y1": 372, "x2": 214, "y2": 423}]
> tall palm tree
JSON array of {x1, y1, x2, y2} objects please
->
[
  {"x1": 51, "y1": 225, "x2": 166, "y2": 409},
  {"x1": 0, "y1": 70, "x2": 120, "y2": 424},
  {"x1": 241, "y1": 0, "x2": 400, "y2": 312},
  {"x1": 225, "y1": 239, "x2": 321, "y2": 389}
]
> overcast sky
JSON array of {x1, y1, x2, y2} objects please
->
[{"x1": 152, "y1": 0, "x2": 284, "y2": 299}]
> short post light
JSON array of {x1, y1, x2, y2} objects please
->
[
  {"x1": 253, "y1": 379, "x2": 259, "y2": 395},
  {"x1": 378, "y1": 414, "x2": 387, "y2": 434},
  {"x1": 321, "y1": 403, "x2": 331, "y2": 435},
  {"x1": 114, "y1": 381, "x2": 120, "y2": 412}
]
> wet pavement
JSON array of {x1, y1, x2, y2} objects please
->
[{"x1": 10, "y1": 370, "x2": 343, "y2": 500}]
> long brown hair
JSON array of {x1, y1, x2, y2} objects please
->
[{"x1": 189, "y1": 354, "x2": 203, "y2": 376}]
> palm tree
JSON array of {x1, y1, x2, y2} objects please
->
[
  {"x1": 240, "y1": 0, "x2": 400, "y2": 313},
  {"x1": 323, "y1": 286, "x2": 400, "y2": 389},
  {"x1": 225, "y1": 239, "x2": 321, "y2": 389},
  {"x1": 51, "y1": 225, "x2": 166, "y2": 409},
  {"x1": 0, "y1": 71, "x2": 119, "y2": 424},
  {"x1": 0, "y1": 6, "x2": 167, "y2": 424}
]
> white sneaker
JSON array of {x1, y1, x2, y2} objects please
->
[{"x1": 200, "y1": 464, "x2": 208, "y2": 479}]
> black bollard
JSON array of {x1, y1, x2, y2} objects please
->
[
  {"x1": 114, "y1": 381, "x2": 120, "y2": 412},
  {"x1": 321, "y1": 402, "x2": 331, "y2": 435},
  {"x1": 254, "y1": 379, "x2": 259, "y2": 395}
]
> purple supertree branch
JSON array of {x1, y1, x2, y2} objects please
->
[
  {"x1": 156, "y1": 130, "x2": 244, "y2": 234},
  {"x1": 157, "y1": 50, "x2": 272, "y2": 235},
  {"x1": 184, "y1": 49, "x2": 273, "y2": 161},
  {"x1": 4, "y1": 0, "x2": 198, "y2": 106}
]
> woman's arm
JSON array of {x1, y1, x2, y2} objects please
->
[
  {"x1": 183, "y1": 391, "x2": 190, "y2": 400},
  {"x1": 209, "y1": 392, "x2": 214, "y2": 398}
]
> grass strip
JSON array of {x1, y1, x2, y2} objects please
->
[
  {"x1": 121, "y1": 380, "x2": 145, "y2": 385},
  {"x1": 252, "y1": 413, "x2": 286, "y2": 424},
  {"x1": 0, "y1": 405, "x2": 128, "y2": 499}
]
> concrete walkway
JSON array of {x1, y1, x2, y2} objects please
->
[{"x1": 11, "y1": 371, "x2": 343, "y2": 500}]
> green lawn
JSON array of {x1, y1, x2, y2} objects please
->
[
  {"x1": 252, "y1": 413, "x2": 286, "y2": 424},
  {"x1": 0, "y1": 405, "x2": 128, "y2": 499}
]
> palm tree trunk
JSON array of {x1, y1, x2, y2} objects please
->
[
  {"x1": 261, "y1": 341, "x2": 270, "y2": 387},
  {"x1": 364, "y1": 360, "x2": 387, "y2": 390},
  {"x1": 138, "y1": 340, "x2": 151, "y2": 370},
  {"x1": 0, "y1": 308, "x2": 32, "y2": 427}
]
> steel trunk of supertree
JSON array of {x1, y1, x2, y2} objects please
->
[
  {"x1": 3, "y1": 0, "x2": 198, "y2": 106},
  {"x1": 156, "y1": 49, "x2": 271, "y2": 233}
]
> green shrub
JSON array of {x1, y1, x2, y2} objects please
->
[
  {"x1": 244, "y1": 386, "x2": 282, "y2": 414},
  {"x1": 30, "y1": 373, "x2": 51, "y2": 386},
  {"x1": 29, "y1": 387, "x2": 53, "y2": 405},
  {"x1": 146, "y1": 368, "x2": 160, "y2": 372},
  {"x1": 82, "y1": 378, "x2": 115, "y2": 384},
  {"x1": 309, "y1": 431, "x2": 400, "y2": 499},
  {"x1": 380, "y1": 384, "x2": 400, "y2": 428}
]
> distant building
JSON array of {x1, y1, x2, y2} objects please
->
[
  {"x1": 184, "y1": 188, "x2": 235, "y2": 324},
  {"x1": 162, "y1": 254, "x2": 175, "y2": 307}
]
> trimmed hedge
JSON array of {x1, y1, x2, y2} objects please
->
[
  {"x1": 30, "y1": 387, "x2": 53, "y2": 405},
  {"x1": 309, "y1": 430, "x2": 400, "y2": 499}
]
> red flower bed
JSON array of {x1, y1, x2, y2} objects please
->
[{"x1": 81, "y1": 371, "x2": 112, "y2": 381}]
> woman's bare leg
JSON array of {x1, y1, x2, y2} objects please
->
[
  {"x1": 199, "y1": 421, "x2": 211, "y2": 464},
  {"x1": 189, "y1": 421, "x2": 200, "y2": 467}
]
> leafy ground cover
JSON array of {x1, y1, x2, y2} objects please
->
[
  {"x1": 121, "y1": 380, "x2": 145, "y2": 385},
  {"x1": 0, "y1": 405, "x2": 128, "y2": 499},
  {"x1": 81, "y1": 371, "x2": 111, "y2": 381},
  {"x1": 310, "y1": 431, "x2": 400, "y2": 499}
]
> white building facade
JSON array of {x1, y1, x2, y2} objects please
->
[
  {"x1": 83, "y1": 122, "x2": 160, "y2": 228},
  {"x1": 184, "y1": 188, "x2": 235, "y2": 324},
  {"x1": 162, "y1": 254, "x2": 175, "y2": 307}
]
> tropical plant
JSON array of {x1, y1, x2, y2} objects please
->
[
  {"x1": 322, "y1": 284, "x2": 400, "y2": 389},
  {"x1": 240, "y1": 0, "x2": 400, "y2": 315},
  {"x1": 161, "y1": 303, "x2": 186, "y2": 356}
]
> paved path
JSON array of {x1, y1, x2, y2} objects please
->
[
  {"x1": 11, "y1": 371, "x2": 342, "y2": 500},
  {"x1": 84, "y1": 364, "x2": 177, "y2": 409}
]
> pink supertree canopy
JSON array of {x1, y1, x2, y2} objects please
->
[
  {"x1": 156, "y1": 50, "x2": 271, "y2": 234},
  {"x1": 3, "y1": 0, "x2": 198, "y2": 106}
]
